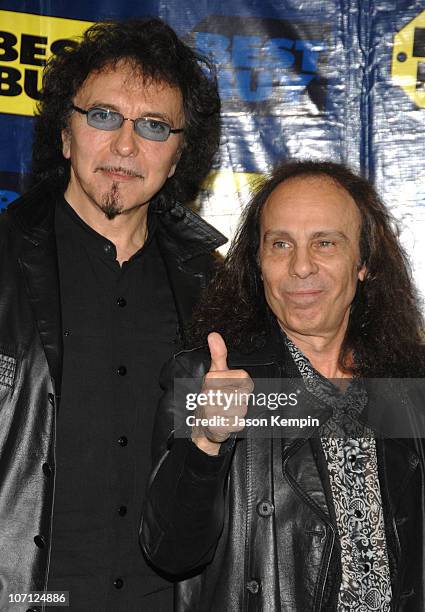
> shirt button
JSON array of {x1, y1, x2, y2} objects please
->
[
  {"x1": 114, "y1": 578, "x2": 124, "y2": 589},
  {"x1": 34, "y1": 535, "x2": 45, "y2": 548},
  {"x1": 118, "y1": 436, "x2": 128, "y2": 447},
  {"x1": 118, "y1": 505, "x2": 127, "y2": 516},
  {"x1": 117, "y1": 297, "x2": 127, "y2": 307},
  {"x1": 256, "y1": 500, "x2": 274, "y2": 517},
  {"x1": 42, "y1": 463, "x2": 52, "y2": 477},
  {"x1": 246, "y1": 579, "x2": 260, "y2": 594},
  {"x1": 117, "y1": 365, "x2": 127, "y2": 376},
  {"x1": 103, "y1": 243, "x2": 112, "y2": 254}
]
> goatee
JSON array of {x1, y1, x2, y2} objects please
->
[{"x1": 100, "y1": 183, "x2": 123, "y2": 220}]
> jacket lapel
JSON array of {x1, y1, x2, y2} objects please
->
[
  {"x1": 283, "y1": 438, "x2": 333, "y2": 521},
  {"x1": 19, "y1": 238, "x2": 62, "y2": 393},
  {"x1": 9, "y1": 180, "x2": 63, "y2": 394},
  {"x1": 156, "y1": 203, "x2": 226, "y2": 337},
  {"x1": 229, "y1": 329, "x2": 334, "y2": 522},
  {"x1": 160, "y1": 251, "x2": 209, "y2": 331},
  {"x1": 378, "y1": 438, "x2": 420, "y2": 512}
]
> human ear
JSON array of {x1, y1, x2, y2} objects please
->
[
  {"x1": 61, "y1": 128, "x2": 72, "y2": 159},
  {"x1": 357, "y1": 263, "x2": 367, "y2": 281},
  {"x1": 167, "y1": 149, "x2": 183, "y2": 178}
]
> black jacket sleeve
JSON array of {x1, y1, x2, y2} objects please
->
[{"x1": 140, "y1": 350, "x2": 235, "y2": 576}]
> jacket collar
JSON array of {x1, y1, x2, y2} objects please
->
[
  {"x1": 155, "y1": 202, "x2": 226, "y2": 262},
  {"x1": 7, "y1": 178, "x2": 58, "y2": 244},
  {"x1": 226, "y1": 317, "x2": 302, "y2": 372},
  {"x1": 8, "y1": 179, "x2": 227, "y2": 260}
]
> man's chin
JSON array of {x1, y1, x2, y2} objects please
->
[
  {"x1": 99, "y1": 204, "x2": 123, "y2": 220},
  {"x1": 278, "y1": 312, "x2": 324, "y2": 335},
  {"x1": 100, "y1": 199, "x2": 148, "y2": 219}
]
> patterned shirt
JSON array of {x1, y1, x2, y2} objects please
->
[{"x1": 286, "y1": 338, "x2": 392, "y2": 612}]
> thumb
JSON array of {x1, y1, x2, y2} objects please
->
[{"x1": 207, "y1": 332, "x2": 229, "y2": 372}]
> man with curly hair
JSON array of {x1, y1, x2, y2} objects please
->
[
  {"x1": 0, "y1": 18, "x2": 224, "y2": 611},
  {"x1": 142, "y1": 161, "x2": 425, "y2": 611}
]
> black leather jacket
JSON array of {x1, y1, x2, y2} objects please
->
[
  {"x1": 142, "y1": 330, "x2": 425, "y2": 611},
  {"x1": 0, "y1": 178, "x2": 226, "y2": 609}
]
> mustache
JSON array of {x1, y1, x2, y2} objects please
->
[{"x1": 95, "y1": 165, "x2": 144, "y2": 179}]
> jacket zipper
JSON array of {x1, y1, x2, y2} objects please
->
[{"x1": 244, "y1": 437, "x2": 253, "y2": 610}]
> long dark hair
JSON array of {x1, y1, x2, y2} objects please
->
[
  {"x1": 31, "y1": 18, "x2": 220, "y2": 207},
  {"x1": 187, "y1": 160, "x2": 425, "y2": 376}
]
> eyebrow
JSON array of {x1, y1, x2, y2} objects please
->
[
  {"x1": 87, "y1": 101, "x2": 174, "y2": 123},
  {"x1": 263, "y1": 229, "x2": 349, "y2": 242}
]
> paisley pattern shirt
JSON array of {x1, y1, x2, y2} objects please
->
[{"x1": 286, "y1": 338, "x2": 392, "y2": 612}]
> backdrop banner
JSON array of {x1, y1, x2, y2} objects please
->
[{"x1": 1, "y1": 1, "x2": 424, "y2": 296}]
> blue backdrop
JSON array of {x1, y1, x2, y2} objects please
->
[{"x1": 1, "y1": 1, "x2": 424, "y2": 295}]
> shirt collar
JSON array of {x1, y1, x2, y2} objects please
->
[{"x1": 56, "y1": 197, "x2": 157, "y2": 264}]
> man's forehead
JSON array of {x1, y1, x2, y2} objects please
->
[
  {"x1": 78, "y1": 60, "x2": 180, "y2": 97},
  {"x1": 262, "y1": 175, "x2": 361, "y2": 227}
]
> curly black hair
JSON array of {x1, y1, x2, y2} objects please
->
[
  {"x1": 187, "y1": 160, "x2": 425, "y2": 377},
  {"x1": 31, "y1": 17, "x2": 221, "y2": 207}
]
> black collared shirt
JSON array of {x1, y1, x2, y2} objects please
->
[{"x1": 48, "y1": 198, "x2": 178, "y2": 611}]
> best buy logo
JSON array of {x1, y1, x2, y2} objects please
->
[
  {"x1": 0, "y1": 10, "x2": 92, "y2": 117},
  {"x1": 392, "y1": 9, "x2": 425, "y2": 108}
]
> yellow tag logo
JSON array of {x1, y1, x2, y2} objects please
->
[
  {"x1": 392, "y1": 9, "x2": 425, "y2": 108},
  {"x1": 0, "y1": 10, "x2": 93, "y2": 117}
]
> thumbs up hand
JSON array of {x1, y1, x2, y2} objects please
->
[
  {"x1": 191, "y1": 332, "x2": 254, "y2": 455},
  {"x1": 208, "y1": 331, "x2": 229, "y2": 373}
]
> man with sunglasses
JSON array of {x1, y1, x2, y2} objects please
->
[{"x1": 0, "y1": 18, "x2": 224, "y2": 612}]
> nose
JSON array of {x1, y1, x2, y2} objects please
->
[
  {"x1": 110, "y1": 120, "x2": 139, "y2": 158},
  {"x1": 288, "y1": 246, "x2": 319, "y2": 278}
]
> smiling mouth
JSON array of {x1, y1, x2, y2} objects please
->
[
  {"x1": 96, "y1": 166, "x2": 144, "y2": 180},
  {"x1": 285, "y1": 290, "x2": 324, "y2": 304}
]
